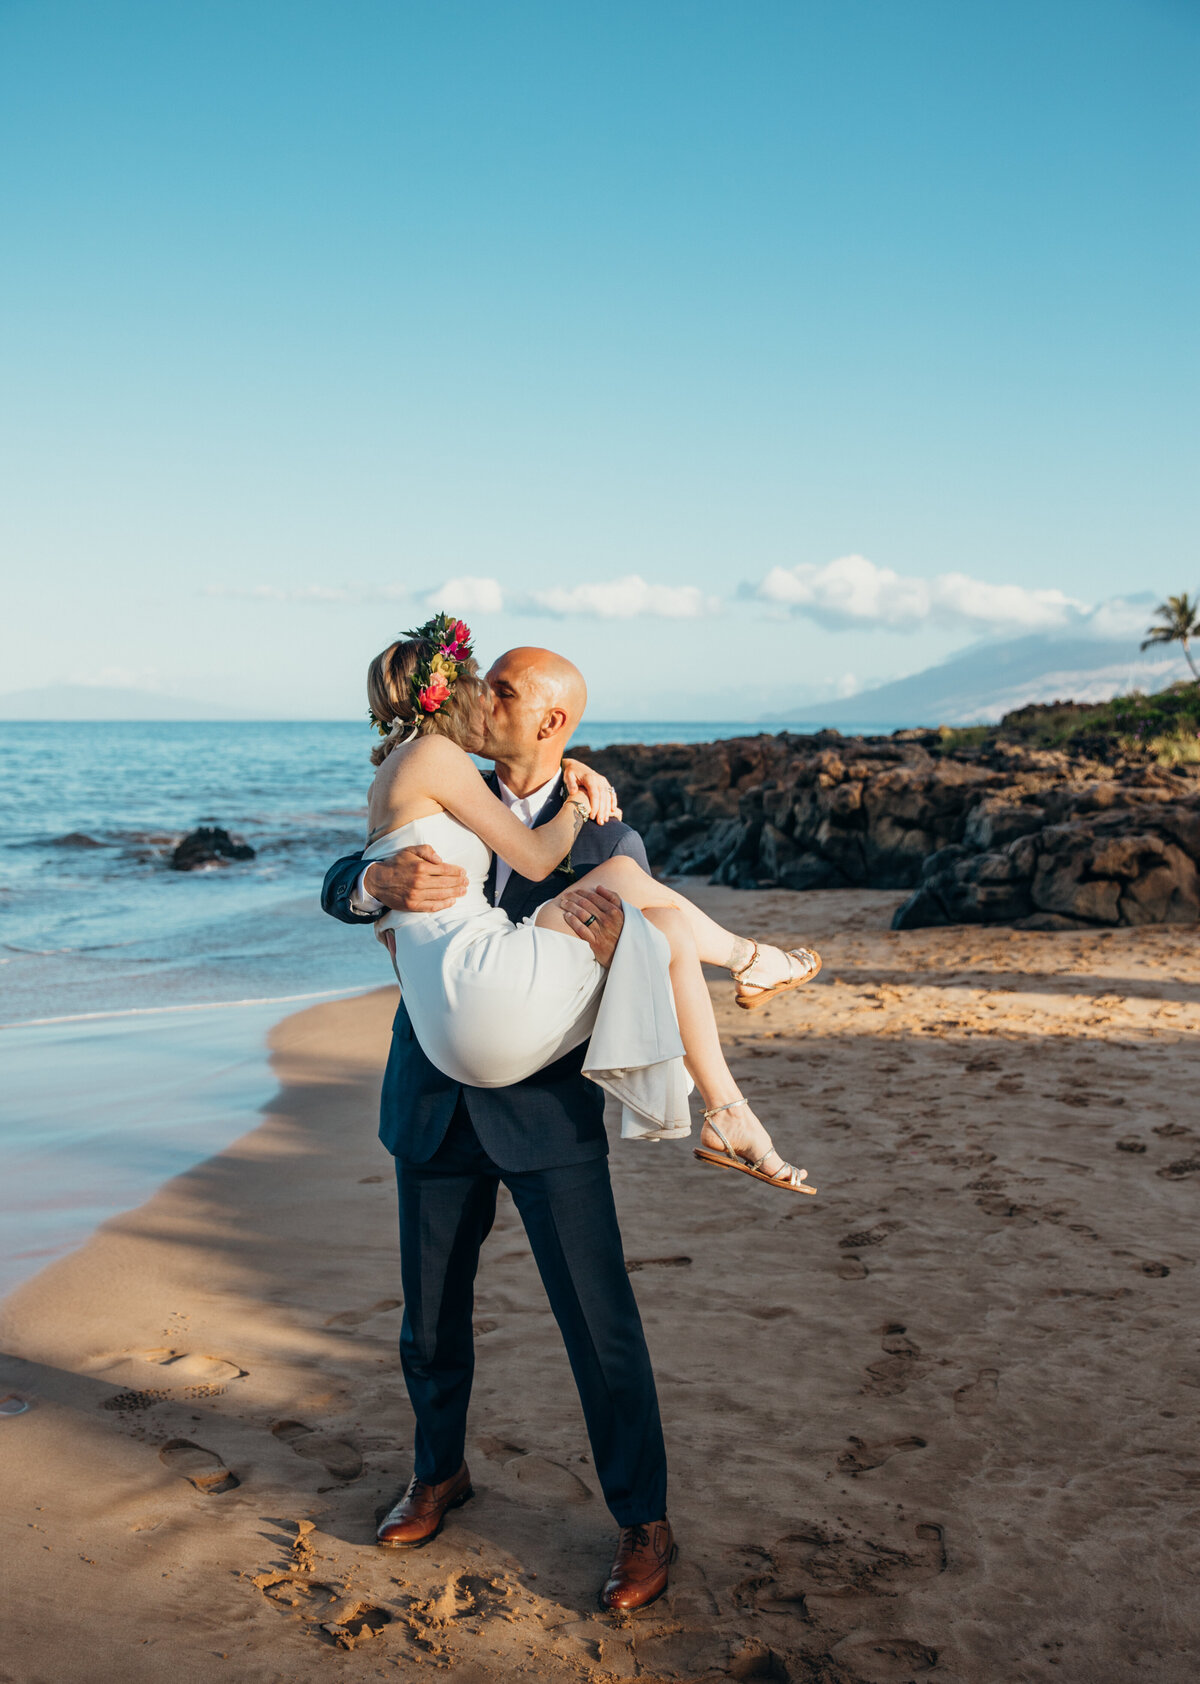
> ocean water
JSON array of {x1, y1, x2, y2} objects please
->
[
  {"x1": 0, "y1": 717, "x2": 855, "y2": 1292},
  {"x1": 0, "y1": 717, "x2": 852, "y2": 1023}
]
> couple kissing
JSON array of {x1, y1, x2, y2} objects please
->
[{"x1": 321, "y1": 616, "x2": 821, "y2": 1611}]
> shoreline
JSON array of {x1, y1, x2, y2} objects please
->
[
  {"x1": 0, "y1": 983, "x2": 380, "y2": 1299},
  {"x1": 2, "y1": 888, "x2": 1198, "y2": 1682}
]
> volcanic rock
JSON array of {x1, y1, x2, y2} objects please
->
[
  {"x1": 575, "y1": 731, "x2": 1200, "y2": 930},
  {"x1": 170, "y1": 827, "x2": 256, "y2": 871}
]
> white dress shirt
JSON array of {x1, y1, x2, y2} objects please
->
[
  {"x1": 349, "y1": 771, "x2": 561, "y2": 915},
  {"x1": 491, "y1": 772, "x2": 560, "y2": 902}
]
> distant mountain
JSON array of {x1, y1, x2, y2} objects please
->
[
  {"x1": 762, "y1": 634, "x2": 1193, "y2": 728},
  {"x1": 0, "y1": 685, "x2": 243, "y2": 721}
]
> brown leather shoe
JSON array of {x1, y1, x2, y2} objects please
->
[
  {"x1": 376, "y1": 1462, "x2": 473, "y2": 1547},
  {"x1": 599, "y1": 1518, "x2": 676, "y2": 1611}
]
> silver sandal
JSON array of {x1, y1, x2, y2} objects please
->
[
  {"x1": 732, "y1": 941, "x2": 823, "y2": 1011},
  {"x1": 693, "y1": 1099, "x2": 816, "y2": 1195}
]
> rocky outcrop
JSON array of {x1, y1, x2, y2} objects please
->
[
  {"x1": 575, "y1": 731, "x2": 1200, "y2": 929},
  {"x1": 894, "y1": 807, "x2": 1200, "y2": 929},
  {"x1": 170, "y1": 826, "x2": 256, "y2": 871}
]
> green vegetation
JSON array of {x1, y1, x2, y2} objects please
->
[
  {"x1": 1141, "y1": 592, "x2": 1200, "y2": 682},
  {"x1": 937, "y1": 684, "x2": 1200, "y2": 766}
]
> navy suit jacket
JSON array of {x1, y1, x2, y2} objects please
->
[{"x1": 320, "y1": 772, "x2": 650, "y2": 1171}]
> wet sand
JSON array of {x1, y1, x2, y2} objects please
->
[{"x1": 1, "y1": 886, "x2": 1197, "y2": 1684}]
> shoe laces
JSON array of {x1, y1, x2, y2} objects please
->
[{"x1": 621, "y1": 1523, "x2": 653, "y2": 1552}]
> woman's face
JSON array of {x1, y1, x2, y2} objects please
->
[{"x1": 460, "y1": 682, "x2": 492, "y2": 755}]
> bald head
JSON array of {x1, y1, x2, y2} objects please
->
[
  {"x1": 497, "y1": 647, "x2": 587, "y2": 730},
  {"x1": 481, "y1": 646, "x2": 589, "y2": 787}
]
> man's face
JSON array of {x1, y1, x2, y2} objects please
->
[{"x1": 480, "y1": 652, "x2": 550, "y2": 758}]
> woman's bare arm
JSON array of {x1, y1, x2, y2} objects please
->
[{"x1": 389, "y1": 736, "x2": 591, "y2": 881}]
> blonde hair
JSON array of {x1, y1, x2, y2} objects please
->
[{"x1": 367, "y1": 637, "x2": 485, "y2": 765}]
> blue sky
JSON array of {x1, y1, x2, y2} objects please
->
[{"x1": 1, "y1": 0, "x2": 1196, "y2": 719}]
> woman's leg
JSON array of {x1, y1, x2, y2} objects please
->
[
  {"x1": 536, "y1": 853, "x2": 789, "y2": 981},
  {"x1": 536, "y1": 861, "x2": 806, "y2": 1177},
  {"x1": 645, "y1": 905, "x2": 805, "y2": 1179}
]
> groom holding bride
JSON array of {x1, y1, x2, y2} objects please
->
[{"x1": 323, "y1": 626, "x2": 819, "y2": 1611}]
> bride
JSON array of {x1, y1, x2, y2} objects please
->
[{"x1": 363, "y1": 615, "x2": 821, "y2": 1195}]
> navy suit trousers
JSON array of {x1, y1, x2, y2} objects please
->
[{"x1": 395, "y1": 1099, "x2": 668, "y2": 1527}]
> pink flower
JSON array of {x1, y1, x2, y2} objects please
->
[
  {"x1": 418, "y1": 674, "x2": 451, "y2": 713},
  {"x1": 439, "y1": 619, "x2": 472, "y2": 659}
]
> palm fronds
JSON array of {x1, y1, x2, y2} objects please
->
[{"x1": 1141, "y1": 592, "x2": 1200, "y2": 680}]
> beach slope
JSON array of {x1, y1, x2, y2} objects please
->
[{"x1": 2, "y1": 887, "x2": 1198, "y2": 1683}]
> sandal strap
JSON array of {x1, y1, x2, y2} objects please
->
[
  {"x1": 703, "y1": 1119, "x2": 736, "y2": 1158},
  {"x1": 751, "y1": 1148, "x2": 804, "y2": 1185},
  {"x1": 701, "y1": 1099, "x2": 749, "y2": 1166},
  {"x1": 728, "y1": 941, "x2": 759, "y2": 983},
  {"x1": 702, "y1": 1097, "x2": 746, "y2": 1122}
]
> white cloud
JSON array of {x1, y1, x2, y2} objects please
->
[
  {"x1": 751, "y1": 554, "x2": 1084, "y2": 633},
  {"x1": 525, "y1": 574, "x2": 720, "y2": 619},
  {"x1": 422, "y1": 576, "x2": 506, "y2": 616},
  {"x1": 201, "y1": 573, "x2": 719, "y2": 620},
  {"x1": 1075, "y1": 594, "x2": 1158, "y2": 641}
]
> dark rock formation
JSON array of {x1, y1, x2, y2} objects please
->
[
  {"x1": 896, "y1": 807, "x2": 1200, "y2": 930},
  {"x1": 170, "y1": 826, "x2": 256, "y2": 871},
  {"x1": 574, "y1": 731, "x2": 1200, "y2": 930}
]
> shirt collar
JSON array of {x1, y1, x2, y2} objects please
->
[{"x1": 496, "y1": 771, "x2": 560, "y2": 820}]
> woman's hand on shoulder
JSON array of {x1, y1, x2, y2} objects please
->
[{"x1": 561, "y1": 758, "x2": 621, "y2": 824}]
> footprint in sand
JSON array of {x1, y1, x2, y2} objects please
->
[
  {"x1": 1153, "y1": 1123, "x2": 1195, "y2": 1141},
  {"x1": 448, "y1": 1572, "x2": 513, "y2": 1619},
  {"x1": 477, "y1": 1433, "x2": 526, "y2": 1461},
  {"x1": 735, "y1": 1521, "x2": 946, "y2": 1607},
  {"x1": 256, "y1": 1574, "x2": 393, "y2": 1651},
  {"x1": 953, "y1": 1367, "x2": 999, "y2": 1415},
  {"x1": 1158, "y1": 1158, "x2": 1200, "y2": 1181},
  {"x1": 271, "y1": 1420, "x2": 363, "y2": 1481},
  {"x1": 159, "y1": 1438, "x2": 240, "y2": 1494},
  {"x1": 320, "y1": 1599, "x2": 393, "y2": 1651},
  {"x1": 838, "y1": 1256, "x2": 869, "y2": 1280},
  {"x1": 94, "y1": 1349, "x2": 246, "y2": 1393},
  {"x1": 836, "y1": 1435, "x2": 927, "y2": 1476},
  {"x1": 324, "y1": 1299, "x2": 402, "y2": 1328},
  {"x1": 861, "y1": 1325, "x2": 929, "y2": 1398},
  {"x1": 832, "y1": 1636, "x2": 939, "y2": 1682},
  {"x1": 506, "y1": 1452, "x2": 593, "y2": 1503},
  {"x1": 839, "y1": 1223, "x2": 899, "y2": 1250},
  {"x1": 153, "y1": 1352, "x2": 245, "y2": 1383}
]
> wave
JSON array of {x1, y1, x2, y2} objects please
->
[{"x1": 0, "y1": 982, "x2": 384, "y2": 1030}]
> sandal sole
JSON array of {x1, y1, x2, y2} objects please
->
[
  {"x1": 693, "y1": 1148, "x2": 816, "y2": 1195},
  {"x1": 735, "y1": 953, "x2": 822, "y2": 1011}
]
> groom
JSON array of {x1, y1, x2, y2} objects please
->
[{"x1": 321, "y1": 645, "x2": 675, "y2": 1611}]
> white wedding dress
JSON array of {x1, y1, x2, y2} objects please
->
[{"x1": 363, "y1": 812, "x2": 692, "y2": 1140}]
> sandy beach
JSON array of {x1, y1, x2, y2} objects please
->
[{"x1": 2, "y1": 883, "x2": 1197, "y2": 1684}]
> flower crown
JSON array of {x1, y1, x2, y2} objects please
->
[{"x1": 370, "y1": 612, "x2": 474, "y2": 737}]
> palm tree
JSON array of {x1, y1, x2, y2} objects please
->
[{"x1": 1141, "y1": 592, "x2": 1200, "y2": 682}]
